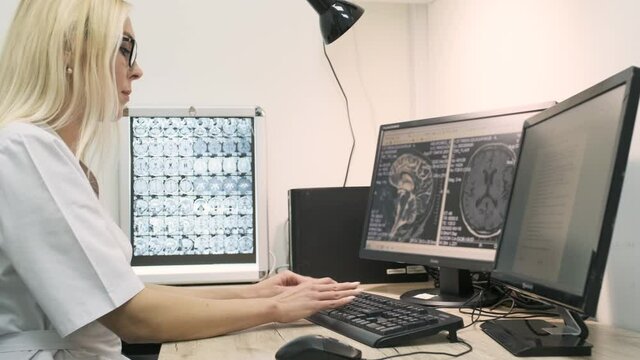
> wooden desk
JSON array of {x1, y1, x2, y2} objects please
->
[{"x1": 159, "y1": 283, "x2": 640, "y2": 359}]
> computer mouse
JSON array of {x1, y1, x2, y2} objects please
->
[{"x1": 275, "y1": 334, "x2": 362, "y2": 360}]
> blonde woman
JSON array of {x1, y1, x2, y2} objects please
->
[{"x1": 0, "y1": 1, "x2": 360, "y2": 359}]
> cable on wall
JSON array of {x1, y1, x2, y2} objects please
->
[{"x1": 323, "y1": 42, "x2": 356, "y2": 187}]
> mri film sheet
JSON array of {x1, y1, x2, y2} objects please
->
[{"x1": 130, "y1": 116, "x2": 256, "y2": 259}]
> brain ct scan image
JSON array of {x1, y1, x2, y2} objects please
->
[
  {"x1": 461, "y1": 143, "x2": 516, "y2": 237},
  {"x1": 440, "y1": 133, "x2": 521, "y2": 248}
]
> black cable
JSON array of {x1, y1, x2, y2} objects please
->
[
  {"x1": 459, "y1": 308, "x2": 558, "y2": 318},
  {"x1": 460, "y1": 297, "x2": 517, "y2": 329},
  {"x1": 490, "y1": 296, "x2": 518, "y2": 309},
  {"x1": 508, "y1": 291, "x2": 555, "y2": 311},
  {"x1": 453, "y1": 281, "x2": 562, "y2": 330},
  {"x1": 424, "y1": 266, "x2": 439, "y2": 288},
  {"x1": 469, "y1": 290, "x2": 488, "y2": 327},
  {"x1": 458, "y1": 288, "x2": 496, "y2": 329},
  {"x1": 456, "y1": 289, "x2": 559, "y2": 330},
  {"x1": 366, "y1": 339, "x2": 473, "y2": 360},
  {"x1": 323, "y1": 42, "x2": 355, "y2": 187}
]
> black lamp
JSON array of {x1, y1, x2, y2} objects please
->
[{"x1": 307, "y1": 0, "x2": 365, "y2": 44}]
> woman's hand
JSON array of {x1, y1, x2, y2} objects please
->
[
  {"x1": 250, "y1": 270, "x2": 333, "y2": 298},
  {"x1": 271, "y1": 278, "x2": 361, "y2": 323}
]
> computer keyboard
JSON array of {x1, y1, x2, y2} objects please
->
[{"x1": 307, "y1": 292, "x2": 464, "y2": 348}]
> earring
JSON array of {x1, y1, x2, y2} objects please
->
[{"x1": 66, "y1": 67, "x2": 73, "y2": 75}]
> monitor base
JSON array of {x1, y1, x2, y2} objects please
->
[
  {"x1": 480, "y1": 319, "x2": 592, "y2": 357},
  {"x1": 400, "y1": 286, "x2": 500, "y2": 308}
]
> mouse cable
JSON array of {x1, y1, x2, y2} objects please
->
[{"x1": 366, "y1": 338, "x2": 472, "y2": 360}]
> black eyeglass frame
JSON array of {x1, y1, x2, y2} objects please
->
[{"x1": 120, "y1": 35, "x2": 137, "y2": 68}]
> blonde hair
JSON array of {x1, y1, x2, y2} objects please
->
[{"x1": 0, "y1": 0, "x2": 130, "y2": 163}]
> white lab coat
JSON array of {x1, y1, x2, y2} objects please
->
[{"x1": 0, "y1": 122, "x2": 145, "y2": 359}]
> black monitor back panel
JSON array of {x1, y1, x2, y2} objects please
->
[{"x1": 288, "y1": 187, "x2": 428, "y2": 284}]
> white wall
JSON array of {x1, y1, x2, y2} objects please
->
[
  {"x1": 0, "y1": 0, "x2": 423, "y2": 275},
  {"x1": 121, "y1": 0, "x2": 421, "y2": 270},
  {"x1": 422, "y1": 0, "x2": 640, "y2": 332}
]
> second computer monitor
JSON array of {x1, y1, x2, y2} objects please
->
[
  {"x1": 482, "y1": 66, "x2": 640, "y2": 357},
  {"x1": 360, "y1": 102, "x2": 554, "y2": 307}
]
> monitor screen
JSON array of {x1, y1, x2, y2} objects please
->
[
  {"x1": 118, "y1": 107, "x2": 269, "y2": 284},
  {"x1": 360, "y1": 103, "x2": 554, "y2": 307},
  {"x1": 482, "y1": 67, "x2": 640, "y2": 357},
  {"x1": 493, "y1": 70, "x2": 639, "y2": 315}
]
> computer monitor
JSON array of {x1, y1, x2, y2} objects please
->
[
  {"x1": 481, "y1": 67, "x2": 640, "y2": 356},
  {"x1": 360, "y1": 102, "x2": 555, "y2": 307},
  {"x1": 118, "y1": 107, "x2": 269, "y2": 284}
]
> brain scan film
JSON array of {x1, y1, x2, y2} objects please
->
[{"x1": 130, "y1": 116, "x2": 256, "y2": 259}]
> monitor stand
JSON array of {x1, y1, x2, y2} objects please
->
[
  {"x1": 399, "y1": 267, "x2": 499, "y2": 308},
  {"x1": 480, "y1": 306, "x2": 592, "y2": 357}
]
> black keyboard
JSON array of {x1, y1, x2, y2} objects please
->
[{"x1": 307, "y1": 292, "x2": 464, "y2": 348}]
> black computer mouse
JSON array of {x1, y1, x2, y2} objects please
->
[{"x1": 275, "y1": 334, "x2": 362, "y2": 360}]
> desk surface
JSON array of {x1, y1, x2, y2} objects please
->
[{"x1": 159, "y1": 283, "x2": 640, "y2": 359}]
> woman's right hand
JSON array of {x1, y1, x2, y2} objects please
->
[{"x1": 271, "y1": 278, "x2": 361, "y2": 323}]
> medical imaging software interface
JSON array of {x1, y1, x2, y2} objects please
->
[
  {"x1": 130, "y1": 116, "x2": 256, "y2": 264},
  {"x1": 364, "y1": 114, "x2": 531, "y2": 262}
]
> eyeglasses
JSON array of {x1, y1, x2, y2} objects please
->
[{"x1": 119, "y1": 35, "x2": 137, "y2": 68}]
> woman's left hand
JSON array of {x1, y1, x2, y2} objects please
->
[{"x1": 250, "y1": 270, "x2": 337, "y2": 298}]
